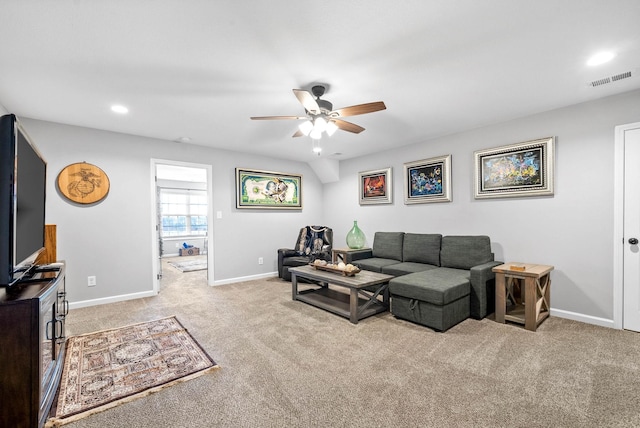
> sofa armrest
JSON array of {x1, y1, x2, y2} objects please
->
[
  {"x1": 469, "y1": 261, "x2": 503, "y2": 319},
  {"x1": 278, "y1": 248, "x2": 297, "y2": 257},
  {"x1": 277, "y1": 248, "x2": 298, "y2": 278},
  {"x1": 344, "y1": 249, "x2": 373, "y2": 264}
]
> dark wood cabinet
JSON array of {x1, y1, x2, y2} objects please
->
[{"x1": 0, "y1": 263, "x2": 67, "y2": 428}]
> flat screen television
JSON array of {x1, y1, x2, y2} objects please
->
[{"x1": 0, "y1": 114, "x2": 47, "y2": 286}]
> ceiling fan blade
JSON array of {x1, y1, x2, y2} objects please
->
[
  {"x1": 250, "y1": 115, "x2": 307, "y2": 120},
  {"x1": 292, "y1": 130, "x2": 304, "y2": 138},
  {"x1": 332, "y1": 101, "x2": 386, "y2": 117},
  {"x1": 334, "y1": 119, "x2": 365, "y2": 134},
  {"x1": 293, "y1": 89, "x2": 320, "y2": 115}
]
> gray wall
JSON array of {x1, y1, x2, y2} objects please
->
[
  {"x1": 323, "y1": 89, "x2": 640, "y2": 326},
  {"x1": 20, "y1": 119, "x2": 325, "y2": 305},
  {"x1": 6, "y1": 89, "x2": 640, "y2": 325}
]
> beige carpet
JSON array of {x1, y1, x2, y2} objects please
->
[
  {"x1": 48, "y1": 316, "x2": 218, "y2": 427},
  {"x1": 59, "y1": 262, "x2": 640, "y2": 427}
]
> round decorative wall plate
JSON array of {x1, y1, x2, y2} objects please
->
[{"x1": 57, "y1": 162, "x2": 110, "y2": 204}]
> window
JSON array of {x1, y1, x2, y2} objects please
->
[{"x1": 159, "y1": 189, "x2": 207, "y2": 237}]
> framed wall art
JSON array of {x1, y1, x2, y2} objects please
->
[
  {"x1": 359, "y1": 167, "x2": 392, "y2": 205},
  {"x1": 474, "y1": 137, "x2": 555, "y2": 199},
  {"x1": 235, "y1": 168, "x2": 302, "y2": 209},
  {"x1": 404, "y1": 154, "x2": 452, "y2": 204},
  {"x1": 57, "y1": 162, "x2": 110, "y2": 205}
]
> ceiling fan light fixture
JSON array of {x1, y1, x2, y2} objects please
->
[
  {"x1": 298, "y1": 120, "x2": 313, "y2": 136},
  {"x1": 326, "y1": 120, "x2": 338, "y2": 136},
  {"x1": 313, "y1": 116, "x2": 327, "y2": 133},
  {"x1": 312, "y1": 139, "x2": 322, "y2": 155},
  {"x1": 309, "y1": 128, "x2": 322, "y2": 140}
]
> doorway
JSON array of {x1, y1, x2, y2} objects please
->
[
  {"x1": 151, "y1": 159, "x2": 214, "y2": 292},
  {"x1": 614, "y1": 122, "x2": 640, "y2": 332}
]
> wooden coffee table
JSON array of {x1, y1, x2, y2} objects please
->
[{"x1": 289, "y1": 265, "x2": 393, "y2": 324}]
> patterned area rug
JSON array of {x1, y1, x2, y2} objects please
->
[
  {"x1": 47, "y1": 316, "x2": 218, "y2": 427},
  {"x1": 168, "y1": 259, "x2": 207, "y2": 272}
]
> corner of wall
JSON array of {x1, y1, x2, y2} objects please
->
[{"x1": 308, "y1": 158, "x2": 340, "y2": 183}]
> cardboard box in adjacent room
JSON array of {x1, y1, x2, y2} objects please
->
[{"x1": 179, "y1": 247, "x2": 200, "y2": 256}]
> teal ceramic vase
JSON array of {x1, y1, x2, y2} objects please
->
[{"x1": 346, "y1": 220, "x2": 366, "y2": 249}]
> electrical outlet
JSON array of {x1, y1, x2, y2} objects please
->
[
  {"x1": 88, "y1": 276, "x2": 96, "y2": 287},
  {"x1": 258, "y1": 257, "x2": 264, "y2": 265}
]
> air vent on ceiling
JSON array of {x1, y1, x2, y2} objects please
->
[{"x1": 588, "y1": 68, "x2": 637, "y2": 88}]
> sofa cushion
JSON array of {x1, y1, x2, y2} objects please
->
[
  {"x1": 440, "y1": 235, "x2": 493, "y2": 270},
  {"x1": 403, "y1": 233, "x2": 442, "y2": 266},
  {"x1": 355, "y1": 258, "x2": 400, "y2": 273},
  {"x1": 389, "y1": 268, "x2": 470, "y2": 305},
  {"x1": 382, "y1": 262, "x2": 438, "y2": 277},
  {"x1": 372, "y1": 232, "x2": 404, "y2": 261}
]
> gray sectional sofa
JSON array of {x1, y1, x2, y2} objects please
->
[{"x1": 346, "y1": 232, "x2": 502, "y2": 331}]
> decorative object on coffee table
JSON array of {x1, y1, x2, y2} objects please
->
[
  {"x1": 346, "y1": 220, "x2": 366, "y2": 249},
  {"x1": 310, "y1": 259, "x2": 361, "y2": 276},
  {"x1": 48, "y1": 316, "x2": 218, "y2": 426}
]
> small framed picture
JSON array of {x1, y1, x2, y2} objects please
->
[
  {"x1": 235, "y1": 168, "x2": 302, "y2": 209},
  {"x1": 474, "y1": 137, "x2": 555, "y2": 199},
  {"x1": 359, "y1": 167, "x2": 392, "y2": 205},
  {"x1": 403, "y1": 155, "x2": 452, "y2": 204}
]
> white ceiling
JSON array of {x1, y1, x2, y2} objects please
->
[{"x1": 1, "y1": 1, "x2": 639, "y2": 163}]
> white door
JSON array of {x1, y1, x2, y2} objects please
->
[{"x1": 623, "y1": 125, "x2": 640, "y2": 331}]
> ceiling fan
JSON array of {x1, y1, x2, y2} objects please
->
[{"x1": 250, "y1": 85, "x2": 386, "y2": 139}]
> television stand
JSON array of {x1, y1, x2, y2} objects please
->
[{"x1": 0, "y1": 262, "x2": 67, "y2": 428}]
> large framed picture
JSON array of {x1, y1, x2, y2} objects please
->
[
  {"x1": 474, "y1": 137, "x2": 555, "y2": 199},
  {"x1": 235, "y1": 168, "x2": 302, "y2": 209},
  {"x1": 359, "y1": 167, "x2": 392, "y2": 205},
  {"x1": 403, "y1": 155, "x2": 452, "y2": 204}
]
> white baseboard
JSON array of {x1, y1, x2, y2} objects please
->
[
  {"x1": 550, "y1": 308, "x2": 615, "y2": 329},
  {"x1": 69, "y1": 290, "x2": 158, "y2": 310},
  {"x1": 67, "y1": 272, "x2": 279, "y2": 309},
  {"x1": 212, "y1": 271, "x2": 278, "y2": 286}
]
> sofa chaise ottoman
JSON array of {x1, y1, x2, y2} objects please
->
[{"x1": 348, "y1": 232, "x2": 501, "y2": 331}]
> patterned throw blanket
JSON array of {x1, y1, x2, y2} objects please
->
[{"x1": 296, "y1": 226, "x2": 329, "y2": 256}]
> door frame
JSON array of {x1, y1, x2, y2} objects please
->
[
  {"x1": 613, "y1": 121, "x2": 640, "y2": 330},
  {"x1": 150, "y1": 158, "x2": 215, "y2": 292}
]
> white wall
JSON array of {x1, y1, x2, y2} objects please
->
[
  {"x1": 323, "y1": 89, "x2": 640, "y2": 326},
  {"x1": 0, "y1": 104, "x2": 8, "y2": 115},
  {"x1": 20, "y1": 119, "x2": 325, "y2": 306}
]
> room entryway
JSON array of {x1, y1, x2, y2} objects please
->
[
  {"x1": 151, "y1": 160, "x2": 214, "y2": 292},
  {"x1": 615, "y1": 122, "x2": 640, "y2": 332}
]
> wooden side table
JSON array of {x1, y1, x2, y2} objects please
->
[
  {"x1": 493, "y1": 263, "x2": 554, "y2": 331},
  {"x1": 331, "y1": 248, "x2": 371, "y2": 264}
]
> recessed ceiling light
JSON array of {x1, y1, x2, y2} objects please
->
[
  {"x1": 587, "y1": 51, "x2": 615, "y2": 67},
  {"x1": 111, "y1": 104, "x2": 129, "y2": 114}
]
